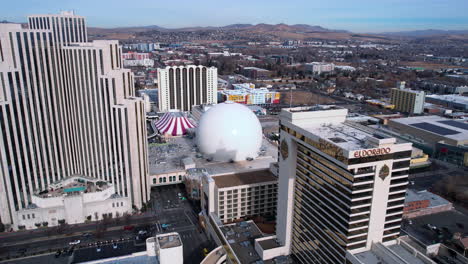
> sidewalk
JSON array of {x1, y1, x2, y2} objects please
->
[{"x1": 0, "y1": 213, "x2": 156, "y2": 245}]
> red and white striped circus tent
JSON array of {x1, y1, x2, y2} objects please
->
[{"x1": 155, "y1": 112, "x2": 196, "y2": 136}]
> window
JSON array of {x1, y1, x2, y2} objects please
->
[
  {"x1": 153, "y1": 178, "x2": 156, "y2": 184},
  {"x1": 112, "y1": 203, "x2": 115, "y2": 207},
  {"x1": 22, "y1": 215, "x2": 25, "y2": 220},
  {"x1": 179, "y1": 175, "x2": 182, "y2": 181},
  {"x1": 27, "y1": 214, "x2": 30, "y2": 219},
  {"x1": 32, "y1": 214, "x2": 35, "y2": 219}
]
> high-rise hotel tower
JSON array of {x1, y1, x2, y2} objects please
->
[
  {"x1": 276, "y1": 106, "x2": 412, "y2": 263},
  {"x1": 0, "y1": 11, "x2": 149, "y2": 229},
  {"x1": 157, "y1": 65, "x2": 217, "y2": 112}
]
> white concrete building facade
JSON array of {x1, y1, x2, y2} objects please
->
[
  {"x1": 157, "y1": 65, "x2": 217, "y2": 112},
  {"x1": 0, "y1": 12, "x2": 149, "y2": 229},
  {"x1": 16, "y1": 176, "x2": 131, "y2": 229},
  {"x1": 275, "y1": 106, "x2": 412, "y2": 263}
]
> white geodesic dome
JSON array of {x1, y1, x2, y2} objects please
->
[{"x1": 196, "y1": 102, "x2": 262, "y2": 162}]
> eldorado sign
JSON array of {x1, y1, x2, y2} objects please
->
[{"x1": 353, "y1": 147, "x2": 391, "y2": 158}]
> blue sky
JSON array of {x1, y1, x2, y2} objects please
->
[{"x1": 1, "y1": 0, "x2": 468, "y2": 32}]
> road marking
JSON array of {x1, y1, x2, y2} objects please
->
[{"x1": 184, "y1": 210, "x2": 195, "y2": 226}]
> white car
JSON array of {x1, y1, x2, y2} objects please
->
[{"x1": 69, "y1": 240, "x2": 81, "y2": 245}]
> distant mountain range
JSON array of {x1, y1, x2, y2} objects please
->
[
  {"x1": 381, "y1": 29, "x2": 468, "y2": 37},
  {"x1": 89, "y1": 23, "x2": 347, "y2": 33},
  {"x1": 87, "y1": 24, "x2": 468, "y2": 40},
  {"x1": 4, "y1": 20, "x2": 465, "y2": 41}
]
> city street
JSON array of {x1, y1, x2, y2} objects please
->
[{"x1": 0, "y1": 184, "x2": 213, "y2": 264}]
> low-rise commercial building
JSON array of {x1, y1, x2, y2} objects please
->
[
  {"x1": 425, "y1": 94, "x2": 468, "y2": 111},
  {"x1": 121, "y1": 52, "x2": 150, "y2": 60},
  {"x1": 219, "y1": 87, "x2": 280, "y2": 105},
  {"x1": 242, "y1": 67, "x2": 273, "y2": 79},
  {"x1": 305, "y1": 62, "x2": 335, "y2": 74},
  {"x1": 123, "y1": 58, "x2": 155, "y2": 67},
  {"x1": 404, "y1": 189, "x2": 453, "y2": 219},
  {"x1": 387, "y1": 116, "x2": 468, "y2": 166}
]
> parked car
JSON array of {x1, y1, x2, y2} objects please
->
[{"x1": 123, "y1": 225, "x2": 134, "y2": 231}]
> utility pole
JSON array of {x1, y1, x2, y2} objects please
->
[{"x1": 289, "y1": 87, "x2": 292, "y2": 108}]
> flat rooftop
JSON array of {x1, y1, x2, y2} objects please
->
[
  {"x1": 353, "y1": 243, "x2": 428, "y2": 264},
  {"x1": 219, "y1": 221, "x2": 292, "y2": 263},
  {"x1": 426, "y1": 94, "x2": 468, "y2": 105},
  {"x1": 281, "y1": 106, "x2": 405, "y2": 153},
  {"x1": 405, "y1": 189, "x2": 451, "y2": 208},
  {"x1": 157, "y1": 234, "x2": 182, "y2": 249},
  {"x1": 148, "y1": 136, "x2": 277, "y2": 176},
  {"x1": 305, "y1": 122, "x2": 374, "y2": 150},
  {"x1": 393, "y1": 87, "x2": 425, "y2": 95},
  {"x1": 82, "y1": 253, "x2": 158, "y2": 264},
  {"x1": 257, "y1": 237, "x2": 281, "y2": 250},
  {"x1": 221, "y1": 221, "x2": 263, "y2": 263},
  {"x1": 212, "y1": 169, "x2": 277, "y2": 188},
  {"x1": 243, "y1": 67, "x2": 270, "y2": 71},
  {"x1": 389, "y1": 115, "x2": 468, "y2": 142}
]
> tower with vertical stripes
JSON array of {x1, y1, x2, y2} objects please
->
[
  {"x1": 157, "y1": 65, "x2": 217, "y2": 112},
  {"x1": 0, "y1": 11, "x2": 149, "y2": 229}
]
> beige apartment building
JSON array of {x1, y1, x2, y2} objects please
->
[{"x1": 390, "y1": 87, "x2": 425, "y2": 114}]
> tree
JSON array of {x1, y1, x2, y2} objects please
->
[
  {"x1": 42, "y1": 221, "x2": 48, "y2": 227},
  {"x1": 58, "y1": 219, "x2": 66, "y2": 225},
  {"x1": 86, "y1": 215, "x2": 92, "y2": 221},
  {"x1": 34, "y1": 223, "x2": 41, "y2": 228},
  {"x1": 0, "y1": 222, "x2": 5, "y2": 232}
]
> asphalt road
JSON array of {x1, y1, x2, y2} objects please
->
[{"x1": 0, "y1": 184, "x2": 214, "y2": 264}]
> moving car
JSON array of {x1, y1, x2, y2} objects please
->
[{"x1": 69, "y1": 240, "x2": 81, "y2": 245}]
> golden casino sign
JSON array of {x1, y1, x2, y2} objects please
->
[{"x1": 353, "y1": 147, "x2": 391, "y2": 158}]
